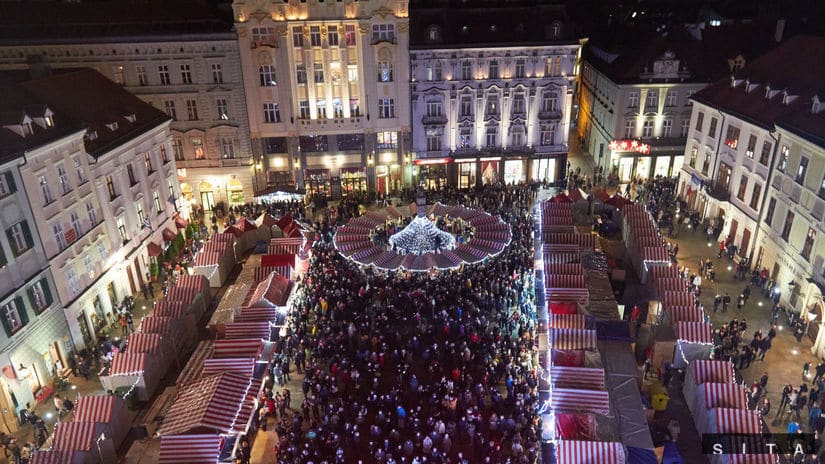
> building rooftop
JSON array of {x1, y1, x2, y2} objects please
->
[
  {"x1": 583, "y1": 22, "x2": 781, "y2": 85},
  {"x1": 0, "y1": 0, "x2": 233, "y2": 44},
  {"x1": 693, "y1": 34, "x2": 825, "y2": 145},
  {"x1": 0, "y1": 68, "x2": 170, "y2": 160},
  {"x1": 410, "y1": 1, "x2": 577, "y2": 48}
]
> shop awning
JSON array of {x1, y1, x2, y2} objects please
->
[
  {"x1": 244, "y1": 272, "x2": 291, "y2": 308},
  {"x1": 555, "y1": 440, "x2": 626, "y2": 464},
  {"x1": 147, "y1": 241, "x2": 164, "y2": 257},
  {"x1": 109, "y1": 352, "x2": 147, "y2": 376},
  {"x1": 158, "y1": 434, "x2": 224, "y2": 464},
  {"x1": 675, "y1": 321, "x2": 713, "y2": 344},
  {"x1": 30, "y1": 450, "x2": 79, "y2": 464},
  {"x1": 72, "y1": 395, "x2": 125, "y2": 423},
  {"x1": 253, "y1": 267, "x2": 291, "y2": 283},
  {"x1": 162, "y1": 228, "x2": 177, "y2": 242},
  {"x1": 550, "y1": 366, "x2": 606, "y2": 390},
  {"x1": 201, "y1": 358, "x2": 256, "y2": 377},
  {"x1": 158, "y1": 372, "x2": 256, "y2": 436},
  {"x1": 212, "y1": 339, "x2": 264, "y2": 359},
  {"x1": 174, "y1": 213, "x2": 188, "y2": 229},
  {"x1": 702, "y1": 383, "x2": 748, "y2": 410},
  {"x1": 225, "y1": 322, "x2": 272, "y2": 340},
  {"x1": 235, "y1": 308, "x2": 279, "y2": 323},
  {"x1": 139, "y1": 316, "x2": 175, "y2": 336},
  {"x1": 153, "y1": 300, "x2": 187, "y2": 318},
  {"x1": 127, "y1": 332, "x2": 162, "y2": 355},
  {"x1": 549, "y1": 314, "x2": 587, "y2": 329},
  {"x1": 52, "y1": 421, "x2": 98, "y2": 451},
  {"x1": 236, "y1": 218, "x2": 257, "y2": 231},
  {"x1": 550, "y1": 328, "x2": 598, "y2": 350},
  {"x1": 550, "y1": 388, "x2": 611, "y2": 414},
  {"x1": 165, "y1": 286, "x2": 199, "y2": 306}
]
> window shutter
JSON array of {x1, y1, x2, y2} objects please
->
[
  {"x1": 4, "y1": 172, "x2": 16, "y2": 194},
  {"x1": 15, "y1": 297, "x2": 28, "y2": 327},
  {"x1": 40, "y1": 278, "x2": 53, "y2": 307},
  {"x1": 5, "y1": 228, "x2": 17, "y2": 256},
  {"x1": 0, "y1": 307, "x2": 12, "y2": 336},
  {"x1": 0, "y1": 245, "x2": 5, "y2": 268},
  {"x1": 26, "y1": 286, "x2": 36, "y2": 312},
  {"x1": 21, "y1": 221, "x2": 33, "y2": 249}
]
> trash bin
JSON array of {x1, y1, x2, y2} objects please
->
[{"x1": 652, "y1": 392, "x2": 670, "y2": 411}]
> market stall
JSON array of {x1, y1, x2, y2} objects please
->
[
  {"x1": 193, "y1": 241, "x2": 234, "y2": 288},
  {"x1": 100, "y1": 352, "x2": 159, "y2": 401},
  {"x1": 673, "y1": 322, "x2": 714, "y2": 368},
  {"x1": 30, "y1": 450, "x2": 84, "y2": 464},
  {"x1": 692, "y1": 383, "x2": 749, "y2": 435},
  {"x1": 49, "y1": 421, "x2": 116, "y2": 464},
  {"x1": 71, "y1": 395, "x2": 130, "y2": 450},
  {"x1": 127, "y1": 332, "x2": 171, "y2": 375},
  {"x1": 555, "y1": 440, "x2": 626, "y2": 464},
  {"x1": 683, "y1": 360, "x2": 736, "y2": 416},
  {"x1": 157, "y1": 434, "x2": 226, "y2": 464}
]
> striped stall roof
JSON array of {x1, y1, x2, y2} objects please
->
[
  {"x1": 253, "y1": 267, "x2": 292, "y2": 283},
  {"x1": 165, "y1": 287, "x2": 199, "y2": 306},
  {"x1": 52, "y1": 421, "x2": 97, "y2": 451},
  {"x1": 72, "y1": 395, "x2": 123, "y2": 423},
  {"x1": 231, "y1": 378, "x2": 263, "y2": 434},
  {"x1": 666, "y1": 306, "x2": 705, "y2": 323},
  {"x1": 268, "y1": 237, "x2": 304, "y2": 255},
  {"x1": 202, "y1": 358, "x2": 256, "y2": 377},
  {"x1": 641, "y1": 246, "x2": 670, "y2": 262},
  {"x1": 550, "y1": 366, "x2": 605, "y2": 389},
  {"x1": 550, "y1": 328, "x2": 598, "y2": 350},
  {"x1": 550, "y1": 388, "x2": 611, "y2": 414},
  {"x1": 212, "y1": 339, "x2": 264, "y2": 359},
  {"x1": 158, "y1": 434, "x2": 224, "y2": 464},
  {"x1": 542, "y1": 233, "x2": 596, "y2": 249},
  {"x1": 158, "y1": 372, "x2": 255, "y2": 436},
  {"x1": 244, "y1": 272, "x2": 291, "y2": 308},
  {"x1": 225, "y1": 322, "x2": 271, "y2": 340},
  {"x1": 655, "y1": 278, "x2": 687, "y2": 293},
  {"x1": 176, "y1": 274, "x2": 208, "y2": 290},
  {"x1": 30, "y1": 450, "x2": 78, "y2": 464},
  {"x1": 195, "y1": 250, "x2": 224, "y2": 266},
  {"x1": 140, "y1": 316, "x2": 174, "y2": 336},
  {"x1": 702, "y1": 383, "x2": 748, "y2": 410},
  {"x1": 545, "y1": 287, "x2": 589, "y2": 303},
  {"x1": 676, "y1": 322, "x2": 713, "y2": 344},
  {"x1": 545, "y1": 274, "x2": 587, "y2": 288},
  {"x1": 549, "y1": 314, "x2": 586, "y2": 329},
  {"x1": 236, "y1": 217, "x2": 257, "y2": 231},
  {"x1": 543, "y1": 252, "x2": 581, "y2": 264},
  {"x1": 257, "y1": 213, "x2": 277, "y2": 228},
  {"x1": 691, "y1": 360, "x2": 735, "y2": 385},
  {"x1": 542, "y1": 244, "x2": 581, "y2": 254},
  {"x1": 127, "y1": 332, "x2": 162, "y2": 355},
  {"x1": 153, "y1": 301, "x2": 187, "y2": 319},
  {"x1": 544, "y1": 263, "x2": 584, "y2": 276},
  {"x1": 212, "y1": 232, "x2": 235, "y2": 243},
  {"x1": 176, "y1": 341, "x2": 213, "y2": 386},
  {"x1": 729, "y1": 455, "x2": 778, "y2": 464},
  {"x1": 650, "y1": 264, "x2": 681, "y2": 281},
  {"x1": 712, "y1": 407, "x2": 762, "y2": 434},
  {"x1": 235, "y1": 308, "x2": 279, "y2": 323},
  {"x1": 662, "y1": 291, "x2": 694, "y2": 308},
  {"x1": 555, "y1": 440, "x2": 626, "y2": 464},
  {"x1": 109, "y1": 352, "x2": 147, "y2": 376}
]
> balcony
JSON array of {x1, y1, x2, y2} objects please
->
[
  {"x1": 421, "y1": 114, "x2": 448, "y2": 125},
  {"x1": 537, "y1": 109, "x2": 562, "y2": 120},
  {"x1": 706, "y1": 185, "x2": 731, "y2": 202}
]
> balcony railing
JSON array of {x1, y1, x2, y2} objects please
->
[
  {"x1": 707, "y1": 185, "x2": 731, "y2": 201},
  {"x1": 538, "y1": 109, "x2": 562, "y2": 120},
  {"x1": 421, "y1": 114, "x2": 448, "y2": 125}
]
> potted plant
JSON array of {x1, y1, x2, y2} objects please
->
[{"x1": 149, "y1": 262, "x2": 159, "y2": 281}]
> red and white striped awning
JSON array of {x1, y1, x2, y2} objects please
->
[
  {"x1": 225, "y1": 322, "x2": 271, "y2": 340},
  {"x1": 555, "y1": 440, "x2": 625, "y2": 464},
  {"x1": 543, "y1": 244, "x2": 581, "y2": 254},
  {"x1": 158, "y1": 372, "x2": 256, "y2": 436},
  {"x1": 662, "y1": 291, "x2": 694, "y2": 308},
  {"x1": 545, "y1": 288, "x2": 589, "y2": 303},
  {"x1": 650, "y1": 264, "x2": 681, "y2": 281},
  {"x1": 549, "y1": 314, "x2": 586, "y2": 329},
  {"x1": 165, "y1": 287, "x2": 199, "y2": 306},
  {"x1": 542, "y1": 225, "x2": 576, "y2": 234},
  {"x1": 231, "y1": 378, "x2": 263, "y2": 434},
  {"x1": 109, "y1": 352, "x2": 147, "y2": 376},
  {"x1": 641, "y1": 246, "x2": 670, "y2": 262},
  {"x1": 729, "y1": 455, "x2": 778, "y2": 464},
  {"x1": 158, "y1": 434, "x2": 224, "y2": 464},
  {"x1": 551, "y1": 388, "x2": 610, "y2": 414},
  {"x1": 550, "y1": 328, "x2": 598, "y2": 350},
  {"x1": 550, "y1": 366, "x2": 605, "y2": 389},
  {"x1": 543, "y1": 233, "x2": 596, "y2": 249},
  {"x1": 702, "y1": 383, "x2": 748, "y2": 410},
  {"x1": 712, "y1": 407, "x2": 762, "y2": 434},
  {"x1": 545, "y1": 274, "x2": 587, "y2": 288},
  {"x1": 666, "y1": 306, "x2": 705, "y2": 323},
  {"x1": 154, "y1": 301, "x2": 187, "y2": 319},
  {"x1": 212, "y1": 339, "x2": 264, "y2": 359},
  {"x1": 195, "y1": 250, "x2": 224, "y2": 266},
  {"x1": 544, "y1": 252, "x2": 581, "y2": 264},
  {"x1": 544, "y1": 263, "x2": 584, "y2": 276},
  {"x1": 691, "y1": 360, "x2": 735, "y2": 385},
  {"x1": 676, "y1": 322, "x2": 713, "y2": 344},
  {"x1": 127, "y1": 332, "x2": 162, "y2": 355},
  {"x1": 636, "y1": 235, "x2": 665, "y2": 248},
  {"x1": 235, "y1": 308, "x2": 279, "y2": 323},
  {"x1": 542, "y1": 216, "x2": 574, "y2": 227},
  {"x1": 176, "y1": 274, "x2": 208, "y2": 290},
  {"x1": 72, "y1": 395, "x2": 122, "y2": 423},
  {"x1": 140, "y1": 316, "x2": 174, "y2": 336},
  {"x1": 212, "y1": 232, "x2": 235, "y2": 243},
  {"x1": 30, "y1": 450, "x2": 79, "y2": 464},
  {"x1": 244, "y1": 272, "x2": 291, "y2": 308},
  {"x1": 202, "y1": 357, "x2": 256, "y2": 377},
  {"x1": 253, "y1": 266, "x2": 292, "y2": 283},
  {"x1": 52, "y1": 421, "x2": 98, "y2": 451},
  {"x1": 655, "y1": 278, "x2": 687, "y2": 293}
]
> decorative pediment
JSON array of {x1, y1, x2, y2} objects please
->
[
  {"x1": 250, "y1": 9, "x2": 269, "y2": 22},
  {"x1": 372, "y1": 6, "x2": 394, "y2": 19}
]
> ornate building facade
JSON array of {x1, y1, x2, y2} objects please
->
[{"x1": 233, "y1": 0, "x2": 412, "y2": 197}]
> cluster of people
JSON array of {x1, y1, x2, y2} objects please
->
[
  {"x1": 711, "y1": 319, "x2": 776, "y2": 366},
  {"x1": 265, "y1": 183, "x2": 541, "y2": 463}
]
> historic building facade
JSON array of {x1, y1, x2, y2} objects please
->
[
  {"x1": 0, "y1": 1, "x2": 252, "y2": 210},
  {"x1": 233, "y1": 0, "x2": 412, "y2": 197},
  {"x1": 409, "y1": 2, "x2": 578, "y2": 187}
]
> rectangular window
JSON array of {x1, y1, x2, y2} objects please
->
[
  {"x1": 7, "y1": 221, "x2": 31, "y2": 256},
  {"x1": 750, "y1": 183, "x2": 761, "y2": 210},
  {"x1": 512, "y1": 95, "x2": 525, "y2": 115},
  {"x1": 688, "y1": 147, "x2": 698, "y2": 168},
  {"x1": 29, "y1": 279, "x2": 51, "y2": 313},
  {"x1": 460, "y1": 96, "x2": 472, "y2": 116},
  {"x1": 317, "y1": 99, "x2": 328, "y2": 119},
  {"x1": 112, "y1": 65, "x2": 124, "y2": 85},
  {"x1": 192, "y1": 137, "x2": 204, "y2": 159},
  {"x1": 117, "y1": 217, "x2": 128, "y2": 243},
  {"x1": 86, "y1": 202, "x2": 97, "y2": 226},
  {"x1": 488, "y1": 60, "x2": 499, "y2": 79},
  {"x1": 540, "y1": 125, "x2": 555, "y2": 146},
  {"x1": 765, "y1": 197, "x2": 776, "y2": 226},
  {"x1": 296, "y1": 64, "x2": 307, "y2": 84},
  {"x1": 376, "y1": 131, "x2": 397, "y2": 149},
  {"x1": 378, "y1": 61, "x2": 393, "y2": 82},
  {"x1": 781, "y1": 211, "x2": 794, "y2": 241},
  {"x1": 259, "y1": 65, "x2": 276, "y2": 86},
  {"x1": 486, "y1": 94, "x2": 498, "y2": 115},
  {"x1": 736, "y1": 176, "x2": 748, "y2": 201},
  {"x1": 701, "y1": 153, "x2": 711, "y2": 176},
  {"x1": 625, "y1": 120, "x2": 635, "y2": 138},
  {"x1": 54, "y1": 223, "x2": 67, "y2": 250},
  {"x1": 645, "y1": 90, "x2": 658, "y2": 108},
  {"x1": 126, "y1": 164, "x2": 137, "y2": 186},
  {"x1": 680, "y1": 119, "x2": 690, "y2": 137},
  {"x1": 186, "y1": 99, "x2": 198, "y2": 121},
  {"x1": 153, "y1": 191, "x2": 162, "y2": 213},
  {"x1": 70, "y1": 211, "x2": 81, "y2": 238},
  {"x1": 136, "y1": 65, "x2": 147, "y2": 85},
  {"x1": 160, "y1": 145, "x2": 168, "y2": 164},
  {"x1": 216, "y1": 98, "x2": 229, "y2": 120},
  {"x1": 292, "y1": 26, "x2": 304, "y2": 47},
  {"x1": 662, "y1": 120, "x2": 673, "y2": 137},
  {"x1": 378, "y1": 98, "x2": 395, "y2": 118},
  {"x1": 180, "y1": 64, "x2": 192, "y2": 84},
  {"x1": 144, "y1": 152, "x2": 154, "y2": 174},
  {"x1": 542, "y1": 93, "x2": 558, "y2": 112},
  {"x1": 172, "y1": 138, "x2": 184, "y2": 161},
  {"x1": 745, "y1": 134, "x2": 757, "y2": 158},
  {"x1": 371, "y1": 24, "x2": 395, "y2": 43},
  {"x1": 426, "y1": 134, "x2": 441, "y2": 151},
  {"x1": 627, "y1": 92, "x2": 639, "y2": 108},
  {"x1": 486, "y1": 127, "x2": 497, "y2": 147},
  {"x1": 1, "y1": 299, "x2": 25, "y2": 336},
  {"x1": 73, "y1": 158, "x2": 87, "y2": 185},
  {"x1": 310, "y1": 26, "x2": 322, "y2": 47},
  {"x1": 708, "y1": 118, "x2": 718, "y2": 138},
  {"x1": 83, "y1": 253, "x2": 94, "y2": 279},
  {"x1": 66, "y1": 267, "x2": 79, "y2": 295},
  {"x1": 299, "y1": 101, "x2": 310, "y2": 119},
  {"x1": 695, "y1": 111, "x2": 704, "y2": 132},
  {"x1": 251, "y1": 27, "x2": 276, "y2": 46},
  {"x1": 57, "y1": 165, "x2": 71, "y2": 195},
  {"x1": 759, "y1": 141, "x2": 772, "y2": 166},
  {"x1": 328, "y1": 26, "x2": 339, "y2": 46},
  {"x1": 314, "y1": 63, "x2": 324, "y2": 83},
  {"x1": 515, "y1": 59, "x2": 525, "y2": 78},
  {"x1": 344, "y1": 25, "x2": 356, "y2": 46},
  {"x1": 802, "y1": 227, "x2": 816, "y2": 261},
  {"x1": 39, "y1": 175, "x2": 53, "y2": 205},
  {"x1": 347, "y1": 64, "x2": 358, "y2": 82},
  {"x1": 459, "y1": 128, "x2": 472, "y2": 149},
  {"x1": 545, "y1": 57, "x2": 552, "y2": 76},
  {"x1": 462, "y1": 60, "x2": 472, "y2": 80},
  {"x1": 819, "y1": 177, "x2": 825, "y2": 199},
  {"x1": 426, "y1": 101, "x2": 442, "y2": 116},
  {"x1": 724, "y1": 124, "x2": 740, "y2": 149},
  {"x1": 642, "y1": 119, "x2": 654, "y2": 138},
  {"x1": 0, "y1": 172, "x2": 14, "y2": 197},
  {"x1": 211, "y1": 63, "x2": 223, "y2": 83},
  {"x1": 263, "y1": 102, "x2": 280, "y2": 123},
  {"x1": 350, "y1": 98, "x2": 360, "y2": 117},
  {"x1": 136, "y1": 201, "x2": 145, "y2": 226},
  {"x1": 164, "y1": 100, "x2": 177, "y2": 121},
  {"x1": 665, "y1": 90, "x2": 676, "y2": 107},
  {"x1": 220, "y1": 138, "x2": 235, "y2": 158},
  {"x1": 777, "y1": 145, "x2": 789, "y2": 172},
  {"x1": 796, "y1": 156, "x2": 809, "y2": 184}
]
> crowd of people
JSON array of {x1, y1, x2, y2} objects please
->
[{"x1": 263, "y1": 183, "x2": 541, "y2": 463}]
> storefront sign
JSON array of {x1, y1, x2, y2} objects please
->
[
  {"x1": 454, "y1": 158, "x2": 478, "y2": 163},
  {"x1": 608, "y1": 139, "x2": 651, "y2": 155},
  {"x1": 690, "y1": 173, "x2": 703, "y2": 186},
  {"x1": 414, "y1": 158, "x2": 451, "y2": 165}
]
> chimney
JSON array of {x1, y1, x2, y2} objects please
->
[
  {"x1": 26, "y1": 54, "x2": 52, "y2": 80},
  {"x1": 775, "y1": 18, "x2": 786, "y2": 43}
]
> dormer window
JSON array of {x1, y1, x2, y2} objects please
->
[
  {"x1": 427, "y1": 25, "x2": 440, "y2": 42},
  {"x1": 125, "y1": 114, "x2": 136, "y2": 123},
  {"x1": 44, "y1": 115, "x2": 54, "y2": 127},
  {"x1": 21, "y1": 122, "x2": 32, "y2": 136},
  {"x1": 106, "y1": 122, "x2": 118, "y2": 132},
  {"x1": 782, "y1": 92, "x2": 797, "y2": 105},
  {"x1": 85, "y1": 130, "x2": 98, "y2": 141}
]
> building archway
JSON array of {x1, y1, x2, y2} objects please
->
[{"x1": 199, "y1": 181, "x2": 215, "y2": 210}]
